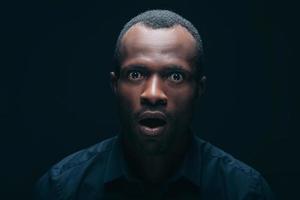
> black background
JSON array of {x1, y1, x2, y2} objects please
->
[{"x1": 2, "y1": 0, "x2": 299, "y2": 199}]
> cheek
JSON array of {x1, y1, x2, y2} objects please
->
[
  {"x1": 117, "y1": 85, "x2": 141, "y2": 110},
  {"x1": 168, "y1": 87, "x2": 196, "y2": 111}
]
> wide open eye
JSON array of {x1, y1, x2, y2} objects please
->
[
  {"x1": 168, "y1": 72, "x2": 184, "y2": 83},
  {"x1": 128, "y1": 71, "x2": 144, "y2": 81}
]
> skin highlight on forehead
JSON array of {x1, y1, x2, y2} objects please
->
[{"x1": 119, "y1": 23, "x2": 198, "y2": 67}]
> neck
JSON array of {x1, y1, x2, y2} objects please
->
[{"x1": 122, "y1": 130, "x2": 192, "y2": 183}]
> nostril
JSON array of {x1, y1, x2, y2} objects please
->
[
  {"x1": 140, "y1": 89, "x2": 167, "y2": 106},
  {"x1": 157, "y1": 99, "x2": 167, "y2": 106},
  {"x1": 140, "y1": 97, "x2": 167, "y2": 106}
]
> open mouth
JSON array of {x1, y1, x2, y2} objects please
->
[
  {"x1": 138, "y1": 111, "x2": 167, "y2": 136},
  {"x1": 139, "y1": 118, "x2": 166, "y2": 128}
]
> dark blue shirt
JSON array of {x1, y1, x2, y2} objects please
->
[{"x1": 35, "y1": 135, "x2": 273, "y2": 200}]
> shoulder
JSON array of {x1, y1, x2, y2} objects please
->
[
  {"x1": 50, "y1": 136, "x2": 116, "y2": 176},
  {"x1": 196, "y1": 137, "x2": 273, "y2": 199},
  {"x1": 34, "y1": 136, "x2": 117, "y2": 200},
  {"x1": 200, "y1": 137, "x2": 259, "y2": 179}
]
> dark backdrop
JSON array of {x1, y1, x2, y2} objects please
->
[{"x1": 2, "y1": 0, "x2": 298, "y2": 199}]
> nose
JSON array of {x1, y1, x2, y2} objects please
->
[{"x1": 140, "y1": 75, "x2": 167, "y2": 106}]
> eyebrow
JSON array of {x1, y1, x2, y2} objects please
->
[
  {"x1": 121, "y1": 65, "x2": 147, "y2": 71},
  {"x1": 120, "y1": 64, "x2": 192, "y2": 73},
  {"x1": 163, "y1": 65, "x2": 192, "y2": 73}
]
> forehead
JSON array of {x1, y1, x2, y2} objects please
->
[{"x1": 119, "y1": 24, "x2": 197, "y2": 68}]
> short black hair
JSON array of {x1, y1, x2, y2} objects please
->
[{"x1": 114, "y1": 9, "x2": 204, "y2": 79}]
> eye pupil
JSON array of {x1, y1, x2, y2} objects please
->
[
  {"x1": 173, "y1": 73, "x2": 180, "y2": 80},
  {"x1": 128, "y1": 71, "x2": 142, "y2": 81},
  {"x1": 132, "y1": 72, "x2": 139, "y2": 79},
  {"x1": 170, "y1": 73, "x2": 183, "y2": 82}
]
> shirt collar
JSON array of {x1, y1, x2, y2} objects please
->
[
  {"x1": 103, "y1": 135, "x2": 127, "y2": 184},
  {"x1": 104, "y1": 133, "x2": 203, "y2": 187},
  {"x1": 180, "y1": 134, "x2": 202, "y2": 187}
]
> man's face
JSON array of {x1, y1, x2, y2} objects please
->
[{"x1": 111, "y1": 24, "x2": 205, "y2": 155}]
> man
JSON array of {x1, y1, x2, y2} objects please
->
[{"x1": 35, "y1": 10, "x2": 273, "y2": 200}]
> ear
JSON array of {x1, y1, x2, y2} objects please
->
[
  {"x1": 196, "y1": 76, "x2": 206, "y2": 98},
  {"x1": 110, "y1": 72, "x2": 118, "y2": 95}
]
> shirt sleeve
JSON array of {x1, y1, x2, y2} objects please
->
[
  {"x1": 246, "y1": 174, "x2": 275, "y2": 200},
  {"x1": 34, "y1": 171, "x2": 62, "y2": 200}
]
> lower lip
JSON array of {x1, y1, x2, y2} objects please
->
[{"x1": 138, "y1": 125, "x2": 165, "y2": 137}]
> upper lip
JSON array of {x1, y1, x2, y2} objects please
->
[{"x1": 138, "y1": 111, "x2": 167, "y2": 123}]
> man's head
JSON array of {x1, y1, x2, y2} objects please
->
[
  {"x1": 114, "y1": 10, "x2": 204, "y2": 80},
  {"x1": 111, "y1": 10, "x2": 206, "y2": 156}
]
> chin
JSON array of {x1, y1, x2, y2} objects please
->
[
  {"x1": 138, "y1": 139, "x2": 168, "y2": 156},
  {"x1": 136, "y1": 131, "x2": 170, "y2": 156}
]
